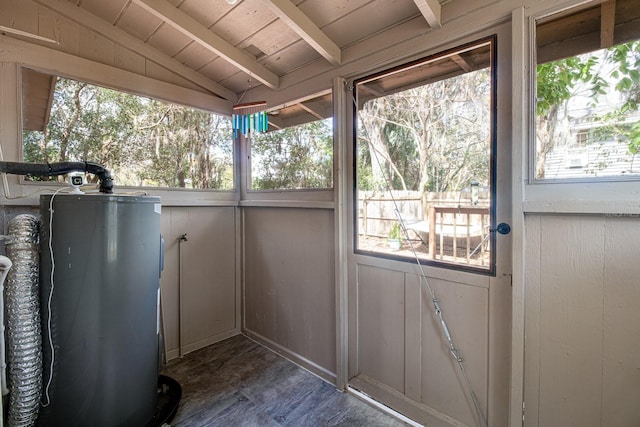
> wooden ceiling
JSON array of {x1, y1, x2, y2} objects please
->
[
  {"x1": 14, "y1": 0, "x2": 448, "y2": 129},
  {"x1": 536, "y1": 0, "x2": 640, "y2": 64},
  {"x1": 31, "y1": 0, "x2": 444, "y2": 102}
]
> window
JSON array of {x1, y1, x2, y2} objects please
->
[
  {"x1": 534, "y1": 0, "x2": 640, "y2": 180},
  {"x1": 354, "y1": 37, "x2": 496, "y2": 272},
  {"x1": 22, "y1": 69, "x2": 234, "y2": 190},
  {"x1": 249, "y1": 93, "x2": 333, "y2": 191}
]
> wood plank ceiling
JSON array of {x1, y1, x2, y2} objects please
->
[
  {"x1": 35, "y1": 0, "x2": 443, "y2": 99},
  {"x1": 20, "y1": 0, "x2": 445, "y2": 124}
]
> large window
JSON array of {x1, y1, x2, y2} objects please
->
[
  {"x1": 354, "y1": 38, "x2": 496, "y2": 272},
  {"x1": 249, "y1": 92, "x2": 333, "y2": 191},
  {"x1": 22, "y1": 69, "x2": 234, "y2": 190},
  {"x1": 250, "y1": 118, "x2": 333, "y2": 190},
  {"x1": 534, "y1": 0, "x2": 640, "y2": 181}
]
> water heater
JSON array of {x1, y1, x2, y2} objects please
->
[{"x1": 37, "y1": 194, "x2": 162, "y2": 427}]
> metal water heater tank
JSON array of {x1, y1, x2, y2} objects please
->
[{"x1": 37, "y1": 194, "x2": 162, "y2": 427}]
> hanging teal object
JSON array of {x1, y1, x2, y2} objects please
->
[{"x1": 232, "y1": 101, "x2": 268, "y2": 138}]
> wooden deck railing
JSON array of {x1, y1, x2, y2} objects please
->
[{"x1": 427, "y1": 206, "x2": 489, "y2": 264}]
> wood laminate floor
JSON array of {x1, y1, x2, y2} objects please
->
[{"x1": 161, "y1": 335, "x2": 408, "y2": 427}]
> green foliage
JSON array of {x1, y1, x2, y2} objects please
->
[
  {"x1": 536, "y1": 55, "x2": 603, "y2": 116},
  {"x1": 251, "y1": 119, "x2": 333, "y2": 190},
  {"x1": 536, "y1": 40, "x2": 640, "y2": 177},
  {"x1": 23, "y1": 77, "x2": 234, "y2": 189},
  {"x1": 388, "y1": 222, "x2": 402, "y2": 242}
]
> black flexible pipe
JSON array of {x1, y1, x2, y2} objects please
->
[{"x1": 0, "y1": 161, "x2": 113, "y2": 193}]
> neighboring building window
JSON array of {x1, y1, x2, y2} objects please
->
[
  {"x1": 535, "y1": 0, "x2": 640, "y2": 180},
  {"x1": 354, "y1": 37, "x2": 496, "y2": 273},
  {"x1": 249, "y1": 96, "x2": 333, "y2": 190},
  {"x1": 22, "y1": 69, "x2": 234, "y2": 190},
  {"x1": 576, "y1": 131, "x2": 588, "y2": 146}
]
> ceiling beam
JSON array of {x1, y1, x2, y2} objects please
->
[
  {"x1": 297, "y1": 102, "x2": 323, "y2": 120},
  {"x1": 413, "y1": 0, "x2": 442, "y2": 29},
  {"x1": 132, "y1": 0, "x2": 280, "y2": 89},
  {"x1": 34, "y1": 0, "x2": 237, "y2": 101},
  {"x1": 451, "y1": 54, "x2": 472, "y2": 72},
  {"x1": 264, "y1": 0, "x2": 341, "y2": 66},
  {"x1": 266, "y1": 115, "x2": 283, "y2": 130},
  {"x1": 358, "y1": 83, "x2": 385, "y2": 98},
  {"x1": 600, "y1": 0, "x2": 616, "y2": 49}
]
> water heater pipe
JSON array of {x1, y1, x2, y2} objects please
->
[
  {"x1": 0, "y1": 254, "x2": 13, "y2": 396},
  {"x1": 0, "y1": 161, "x2": 113, "y2": 194}
]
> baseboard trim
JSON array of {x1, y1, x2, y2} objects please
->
[
  {"x1": 165, "y1": 328, "x2": 240, "y2": 362},
  {"x1": 347, "y1": 386, "x2": 423, "y2": 427},
  {"x1": 243, "y1": 329, "x2": 337, "y2": 385}
]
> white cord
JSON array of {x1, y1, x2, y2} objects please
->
[{"x1": 41, "y1": 187, "x2": 67, "y2": 407}]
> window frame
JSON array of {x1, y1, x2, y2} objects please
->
[
  {"x1": 16, "y1": 64, "x2": 240, "y2": 205},
  {"x1": 351, "y1": 36, "x2": 498, "y2": 276},
  {"x1": 529, "y1": 0, "x2": 640, "y2": 184},
  {"x1": 246, "y1": 116, "x2": 335, "y2": 193}
]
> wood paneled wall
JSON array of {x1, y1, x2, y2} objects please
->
[
  {"x1": 161, "y1": 206, "x2": 240, "y2": 360},
  {"x1": 243, "y1": 207, "x2": 336, "y2": 382},
  {"x1": 350, "y1": 263, "x2": 493, "y2": 426},
  {"x1": 524, "y1": 214, "x2": 640, "y2": 426}
]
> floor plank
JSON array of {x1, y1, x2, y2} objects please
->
[{"x1": 161, "y1": 335, "x2": 409, "y2": 426}]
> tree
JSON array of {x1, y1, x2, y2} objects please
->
[
  {"x1": 535, "y1": 40, "x2": 640, "y2": 178},
  {"x1": 23, "y1": 77, "x2": 233, "y2": 189},
  {"x1": 357, "y1": 69, "x2": 491, "y2": 193},
  {"x1": 251, "y1": 119, "x2": 333, "y2": 190}
]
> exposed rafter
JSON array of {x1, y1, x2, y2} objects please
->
[
  {"x1": 34, "y1": 0, "x2": 236, "y2": 101},
  {"x1": 451, "y1": 54, "x2": 472, "y2": 72},
  {"x1": 413, "y1": 0, "x2": 442, "y2": 29},
  {"x1": 264, "y1": 0, "x2": 341, "y2": 66},
  {"x1": 600, "y1": 0, "x2": 616, "y2": 49},
  {"x1": 297, "y1": 102, "x2": 323, "y2": 120},
  {"x1": 358, "y1": 83, "x2": 385, "y2": 98},
  {"x1": 132, "y1": 0, "x2": 280, "y2": 89}
]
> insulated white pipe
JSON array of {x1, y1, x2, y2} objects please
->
[{"x1": 0, "y1": 254, "x2": 13, "y2": 396}]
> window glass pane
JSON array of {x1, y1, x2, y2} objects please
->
[
  {"x1": 250, "y1": 118, "x2": 333, "y2": 190},
  {"x1": 22, "y1": 71, "x2": 234, "y2": 189},
  {"x1": 535, "y1": 1, "x2": 640, "y2": 180},
  {"x1": 355, "y1": 39, "x2": 495, "y2": 271}
]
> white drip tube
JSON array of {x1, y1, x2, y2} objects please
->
[{"x1": 0, "y1": 254, "x2": 13, "y2": 396}]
